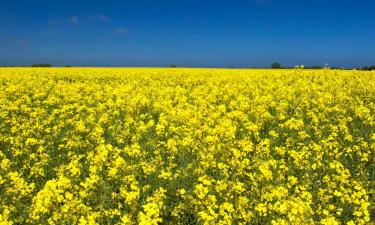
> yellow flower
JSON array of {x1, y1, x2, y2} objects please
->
[{"x1": 0, "y1": 67, "x2": 373, "y2": 224}]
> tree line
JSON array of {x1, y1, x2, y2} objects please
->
[
  {"x1": 270, "y1": 62, "x2": 375, "y2": 70},
  {"x1": 0, "y1": 63, "x2": 374, "y2": 70}
]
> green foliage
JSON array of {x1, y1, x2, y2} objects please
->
[
  {"x1": 306, "y1": 65, "x2": 322, "y2": 69},
  {"x1": 360, "y1": 65, "x2": 375, "y2": 71},
  {"x1": 271, "y1": 62, "x2": 282, "y2": 69},
  {"x1": 31, "y1": 64, "x2": 52, "y2": 67}
]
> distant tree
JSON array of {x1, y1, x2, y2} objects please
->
[
  {"x1": 64, "y1": 65, "x2": 72, "y2": 67},
  {"x1": 271, "y1": 62, "x2": 282, "y2": 69},
  {"x1": 309, "y1": 65, "x2": 322, "y2": 69},
  {"x1": 359, "y1": 65, "x2": 375, "y2": 71},
  {"x1": 31, "y1": 63, "x2": 52, "y2": 67},
  {"x1": 170, "y1": 65, "x2": 177, "y2": 68}
]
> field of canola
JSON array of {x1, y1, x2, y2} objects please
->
[{"x1": 0, "y1": 68, "x2": 374, "y2": 225}]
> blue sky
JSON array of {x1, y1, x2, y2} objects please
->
[{"x1": 1, "y1": 0, "x2": 374, "y2": 67}]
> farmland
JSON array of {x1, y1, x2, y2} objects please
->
[{"x1": 0, "y1": 68, "x2": 374, "y2": 224}]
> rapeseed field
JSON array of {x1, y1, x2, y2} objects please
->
[{"x1": 0, "y1": 68, "x2": 374, "y2": 224}]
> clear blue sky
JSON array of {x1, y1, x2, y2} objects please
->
[{"x1": 1, "y1": 0, "x2": 374, "y2": 67}]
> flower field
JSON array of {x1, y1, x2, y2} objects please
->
[{"x1": 0, "y1": 67, "x2": 374, "y2": 224}]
